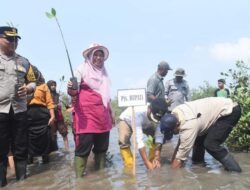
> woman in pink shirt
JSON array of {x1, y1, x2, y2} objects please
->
[{"x1": 67, "y1": 43, "x2": 113, "y2": 178}]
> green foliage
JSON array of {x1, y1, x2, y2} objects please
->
[
  {"x1": 191, "y1": 81, "x2": 216, "y2": 100},
  {"x1": 221, "y1": 61, "x2": 250, "y2": 152},
  {"x1": 111, "y1": 96, "x2": 125, "y2": 123},
  {"x1": 45, "y1": 8, "x2": 56, "y2": 19},
  {"x1": 145, "y1": 135, "x2": 154, "y2": 148},
  {"x1": 45, "y1": 7, "x2": 73, "y2": 76},
  {"x1": 51, "y1": 8, "x2": 56, "y2": 16}
]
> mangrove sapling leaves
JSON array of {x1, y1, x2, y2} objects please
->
[
  {"x1": 45, "y1": 8, "x2": 56, "y2": 19},
  {"x1": 51, "y1": 8, "x2": 56, "y2": 16},
  {"x1": 45, "y1": 12, "x2": 54, "y2": 19},
  {"x1": 45, "y1": 7, "x2": 75, "y2": 78},
  {"x1": 145, "y1": 135, "x2": 154, "y2": 149}
]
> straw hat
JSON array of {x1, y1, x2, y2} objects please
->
[{"x1": 82, "y1": 43, "x2": 109, "y2": 61}]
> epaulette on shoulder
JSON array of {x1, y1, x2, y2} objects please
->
[
  {"x1": 16, "y1": 54, "x2": 29, "y2": 63},
  {"x1": 16, "y1": 54, "x2": 30, "y2": 68}
]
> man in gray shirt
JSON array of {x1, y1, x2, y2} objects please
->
[
  {"x1": 0, "y1": 26, "x2": 36, "y2": 186},
  {"x1": 146, "y1": 61, "x2": 172, "y2": 103},
  {"x1": 165, "y1": 68, "x2": 190, "y2": 111}
]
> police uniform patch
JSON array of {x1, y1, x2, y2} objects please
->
[{"x1": 26, "y1": 65, "x2": 36, "y2": 81}]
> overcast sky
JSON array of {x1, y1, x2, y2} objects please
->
[{"x1": 1, "y1": 0, "x2": 250, "y2": 97}]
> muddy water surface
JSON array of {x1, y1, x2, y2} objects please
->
[{"x1": 3, "y1": 128, "x2": 250, "y2": 190}]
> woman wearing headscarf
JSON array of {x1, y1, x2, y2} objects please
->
[
  {"x1": 67, "y1": 43, "x2": 113, "y2": 178},
  {"x1": 27, "y1": 66, "x2": 55, "y2": 164},
  {"x1": 47, "y1": 80, "x2": 69, "y2": 151}
]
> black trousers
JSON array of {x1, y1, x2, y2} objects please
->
[
  {"x1": 27, "y1": 106, "x2": 51, "y2": 156},
  {"x1": 75, "y1": 131, "x2": 110, "y2": 157},
  {"x1": 192, "y1": 105, "x2": 241, "y2": 162},
  {"x1": 0, "y1": 107, "x2": 28, "y2": 162}
]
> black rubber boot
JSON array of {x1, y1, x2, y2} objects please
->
[
  {"x1": 0, "y1": 161, "x2": 7, "y2": 187},
  {"x1": 42, "y1": 155, "x2": 49, "y2": 164},
  {"x1": 15, "y1": 159, "x2": 27, "y2": 180},
  {"x1": 50, "y1": 135, "x2": 58, "y2": 152},
  {"x1": 27, "y1": 155, "x2": 33, "y2": 165},
  {"x1": 219, "y1": 154, "x2": 242, "y2": 172}
]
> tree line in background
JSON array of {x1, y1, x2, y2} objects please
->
[
  {"x1": 60, "y1": 61, "x2": 250, "y2": 152},
  {"x1": 221, "y1": 61, "x2": 250, "y2": 152},
  {"x1": 190, "y1": 61, "x2": 249, "y2": 152}
]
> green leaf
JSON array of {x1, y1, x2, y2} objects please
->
[
  {"x1": 148, "y1": 135, "x2": 153, "y2": 142},
  {"x1": 45, "y1": 12, "x2": 54, "y2": 19},
  {"x1": 145, "y1": 135, "x2": 153, "y2": 148},
  {"x1": 51, "y1": 8, "x2": 56, "y2": 16}
]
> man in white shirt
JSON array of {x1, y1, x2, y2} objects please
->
[{"x1": 118, "y1": 99, "x2": 168, "y2": 170}]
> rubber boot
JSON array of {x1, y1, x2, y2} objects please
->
[
  {"x1": 42, "y1": 155, "x2": 49, "y2": 164},
  {"x1": 0, "y1": 159, "x2": 7, "y2": 187},
  {"x1": 148, "y1": 144, "x2": 157, "y2": 162},
  {"x1": 75, "y1": 156, "x2": 88, "y2": 178},
  {"x1": 120, "y1": 147, "x2": 133, "y2": 168},
  {"x1": 14, "y1": 159, "x2": 27, "y2": 180},
  {"x1": 50, "y1": 135, "x2": 58, "y2": 152},
  {"x1": 94, "y1": 153, "x2": 106, "y2": 170},
  {"x1": 27, "y1": 155, "x2": 33, "y2": 165},
  {"x1": 219, "y1": 153, "x2": 242, "y2": 172}
]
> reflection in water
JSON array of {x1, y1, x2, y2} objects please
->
[{"x1": 3, "y1": 128, "x2": 250, "y2": 190}]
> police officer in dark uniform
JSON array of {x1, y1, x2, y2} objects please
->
[{"x1": 0, "y1": 26, "x2": 36, "y2": 186}]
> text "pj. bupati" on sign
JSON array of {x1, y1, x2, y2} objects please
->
[{"x1": 117, "y1": 88, "x2": 146, "y2": 107}]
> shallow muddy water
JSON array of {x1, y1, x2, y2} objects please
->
[{"x1": 3, "y1": 128, "x2": 250, "y2": 190}]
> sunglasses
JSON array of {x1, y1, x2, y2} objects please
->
[{"x1": 5, "y1": 37, "x2": 18, "y2": 43}]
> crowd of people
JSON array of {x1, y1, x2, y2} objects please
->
[
  {"x1": 0, "y1": 26, "x2": 69, "y2": 187},
  {"x1": 0, "y1": 26, "x2": 243, "y2": 187}
]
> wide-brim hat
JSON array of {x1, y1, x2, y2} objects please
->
[
  {"x1": 82, "y1": 43, "x2": 109, "y2": 61},
  {"x1": 0, "y1": 26, "x2": 21, "y2": 39},
  {"x1": 174, "y1": 68, "x2": 186, "y2": 77}
]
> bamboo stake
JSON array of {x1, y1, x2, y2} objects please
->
[{"x1": 131, "y1": 106, "x2": 136, "y2": 176}]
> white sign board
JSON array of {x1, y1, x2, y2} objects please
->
[{"x1": 117, "y1": 88, "x2": 146, "y2": 107}]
